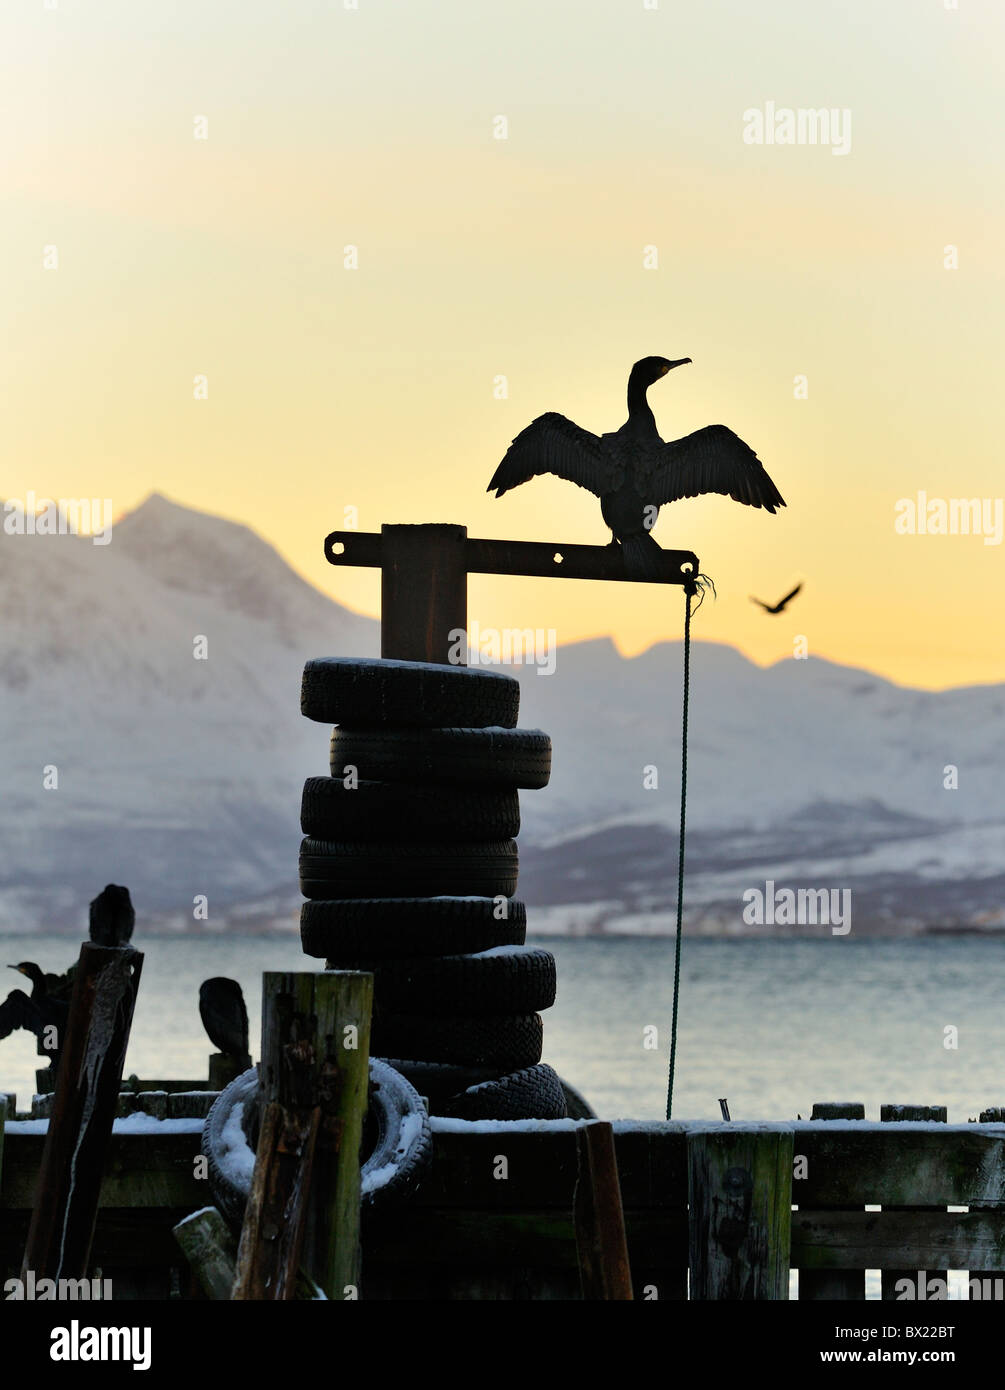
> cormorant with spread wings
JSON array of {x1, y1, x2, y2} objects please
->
[{"x1": 488, "y1": 356, "x2": 785, "y2": 578}]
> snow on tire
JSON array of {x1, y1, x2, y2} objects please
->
[
  {"x1": 301, "y1": 658, "x2": 519, "y2": 729},
  {"x1": 201, "y1": 1060, "x2": 432, "y2": 1229}
]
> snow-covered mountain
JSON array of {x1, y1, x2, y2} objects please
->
[{"x1": 2, "y1": 494, "x2": 1002, "y2": 935}]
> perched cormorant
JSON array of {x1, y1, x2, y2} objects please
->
[
  {"x1": 199, "y1": 978, "x2": 251, "y2": 1069},
  {"x1": 488, "y1": 356, "x2": 785, "y2": 578},
  {"x1": 750, "y1": 582, "x2": 802, "y2": 615},
  {"x1": 89, "y1": 884, "x2": 135, "y2": 947},
  {"x1": 0, "y1": 962, "x2": 73, "y2": 1062}
]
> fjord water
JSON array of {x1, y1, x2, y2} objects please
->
[{"x1": 2, "y1": 934, "x2": 1004, "y2": 1122}]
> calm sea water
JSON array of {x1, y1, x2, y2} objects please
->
[{"x1": 3, "y1": 933, "x2": 1004, "y2": 1123}]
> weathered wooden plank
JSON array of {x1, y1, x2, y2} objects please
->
[
  {"x1": 2, "y1": 1209, "x2": 191, "y2": 1274},
  {"x1": 0, "y1": 1096, "x2": 7, "y2": 1205},
  {"x1": 233, "y1": 1099, "x2": 320, "y2": 1300},
  {"x1": 174, "y1": 1207, "x2": 237, "y2": 1300},
  {"x1": 687, "y1": 1127, "x2": 792, "y2": 1299},
  {"x1": 1, "y1": 1133, "x2": 203, "y2": 1209},
  {"x1": 879, "y1": 1105, "x2": 947, "y2": 1302},
  {"x1": 21, "y1": 943, "x2": 143, "y2": 1281},
  {"x1": 798, "y1": 1103, "x2": 865, "y2": 1301},
  {"x1": 572, "y1": 1121, "x2": 633, "y2": 1299},
  {"x1": 793, "y1": 1208, "x2": 1005, "y2": 1271},
  {"x1": 362, "y1": 1207, "x2": 687, "y2": 1270},
  {"x1": 798, "y1": 1129, "x2": 1005, "y2": 1206},
  {"x1": 256, "y1": 970, "x2": 372, "y2": 1298}
]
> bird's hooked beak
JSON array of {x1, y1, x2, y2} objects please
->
[
  {"x1": 8, "y1": 964, "x2": 26, "y2": 976},
  {"x1": 660, "y1": 358, "x2": 692, "y2": 376}
]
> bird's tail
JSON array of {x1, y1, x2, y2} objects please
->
[{"x1": 620, "y1": 530, "x2": 666, "y2": 580}]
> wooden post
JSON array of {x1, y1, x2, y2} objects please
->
[
  {"x1": 799, "y1": 1103, "x2": 866, "y2": 1300},
  {"x1": 208, "y1": 1053, "x2": 245, "y2": 1090},
  {"x1": 0, "y1": 1095, "x2": 7, "y2": 1195},
  {"x1": 573, "y1": 1120, "x2": 633, "y2": 1300},
  {"x1": 175, "y1": 1208, "x2": 237, "y2": 1300},
  {"x1": 880, "y1": 1104, "x2": 947, "y2": 1301},
  {"x1": 175, "y1": 1206, "x2": 326, "y2": 1301},
  {"x1": 21, "y1": 943, "x2": 142, "y2": 1281},
  {"x1": 688, "y1": 1126, "x2": 792, "y2": 1300},
  {"x1": 380, "y1": 524, "x2": 468, "y2": 663},
  {"x1": 236, "y1": 970, "x2": 372, "y2": 1301}
]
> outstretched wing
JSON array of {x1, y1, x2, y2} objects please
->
[
  {"x1": 749, "y1": 596, "x2": 772, "y2": 611},
  {"x1": 0, "y1": 989, "x2": 35, "y2": 1040},
  {"x1": 646, "y1": 425, "x2": 785, "y2": 512},
  {"x1": 488, "y1": 413, "x2": 613, "y2": 499},
  {"x1": 776, "y1": 582, "x2": 802, "y2": 608}
]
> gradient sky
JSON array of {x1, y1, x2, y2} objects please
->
[{"x1": 3, "y1": 0, "x2": 1002, "y2": 688}]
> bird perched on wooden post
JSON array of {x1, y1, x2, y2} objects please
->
[
  {"x1": 199, "y1": 977, "x2": 252, "y2": 1072},
  {"x1": 89, "y1": 883, "x2": 135, "y2": 948},
  {"x1": 488, "y1": 356, "x2": 785, "y2": 578}
]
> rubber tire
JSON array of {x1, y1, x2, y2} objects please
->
[
  {"x1": 302, "y1": 657, "x2": 519, "y2": 729},
  {"x1": 371, "y1": 1010, "x2": 543, "y2": 1068},
  {"x1": 330, "y1": 727, "x2": 551, "y2": 790},
  {"x1": 202, "y1": 1061, "x2": 432, "y2": 1228},
  {"x1": 301, "y1": 778, "x2": 520, "y2": 842},
  {"x1": 376, "y1": 1056, "x2": 503, "y2": 1101},
  {"x1": 559, "y1": 1078, "x2": 598, "y2": 1120},
  {"x1": 302, "y1": 897, "x2": 527, "y2": 962},
  {"x1": 367, "y1": 947, "x2": 556, "y2": 1016},
  {"x1": 299, "y1": 838, "x2": 519, "y2": 900},
  {"x1": 439, "y1": 1063, "x2": 568, "y2": 1121}
]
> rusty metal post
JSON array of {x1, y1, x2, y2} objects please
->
[{"x1": 379, "y1": 524, "x2": 468, "y2": 663}]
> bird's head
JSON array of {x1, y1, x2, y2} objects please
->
[
  {"x1": 8, "y1": 962, "x2": 41, "y2": 985},
  {"x1": 633, "y1": 355, "x2": 692, "y2": 386}
]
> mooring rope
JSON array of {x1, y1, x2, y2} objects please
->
[{"x1": 665, "y1": 573, "x2": 711, "y2": 1121}]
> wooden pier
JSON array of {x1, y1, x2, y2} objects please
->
[{"x1": 4, "y1": 1107, "x2": 1005, "y2": 1299}]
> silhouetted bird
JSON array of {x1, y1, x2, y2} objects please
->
[
  {"x1": 89, "y1": 884, "x2": 135, "y2": 947},
  {"x1": 199, "y1": 978, "x2": 251, "y2": 1069},
  {"x1": 750, "y1": 583, "x2": 802, "y2": 615},
  {"x1": 0, "y1": 962, "x2": 73, "y2": 1064},
  {"x1": 488, "y1": 356, "x2": 785, "y2": 578}
]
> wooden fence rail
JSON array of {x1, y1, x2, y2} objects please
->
[{"x1": 3, "y1": 1116, "x2": 1005, "y2": 1299}]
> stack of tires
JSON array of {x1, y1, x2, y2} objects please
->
[{"x1": 299, "y1": 657, "x2": 567, "y2": 1120}]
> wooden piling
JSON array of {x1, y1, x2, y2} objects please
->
[
  {"x1": 687, "y1": 1126, "x2": 792, "y2": 1299},
  {"x1": 174, "y1": 1208, "x2": 237, "y2": 1300},
  {"x1": 20, "y1": 942, "x2": 142, "y2": 1282},
  {"x1": 208, "y1": 1053, "x2": 245, "y2": 1091},
  {"x1": 880, "y1": 1104, "x2": 947, "y2": 1301},
  {"x1": 573, "y1": 1120, "x2": 633, "y2": 1300},
  {"x1": 176, "y1": 1206, "x2": 326, "y2": 1301},
  {"x1": 798, "y1": 1103, "x2": 865, "y2": 1300},
  {"x1": 235, "y1": 970, "x2": 372, "y2": 1300}
]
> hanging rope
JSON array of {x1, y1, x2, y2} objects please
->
[{"x1": 665, "y1": 572, "x2": 712, "y2": 1121}]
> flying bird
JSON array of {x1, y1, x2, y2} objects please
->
[
  {"x1": 199, "y1": 977, "x2": 252, "y2": 1070},
  {"x1": 487, "y1": 356, "x2": 785, "y2": 578},
  {"x1": 750, "y1": 583, "x2": 802, "y2": 615}
]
